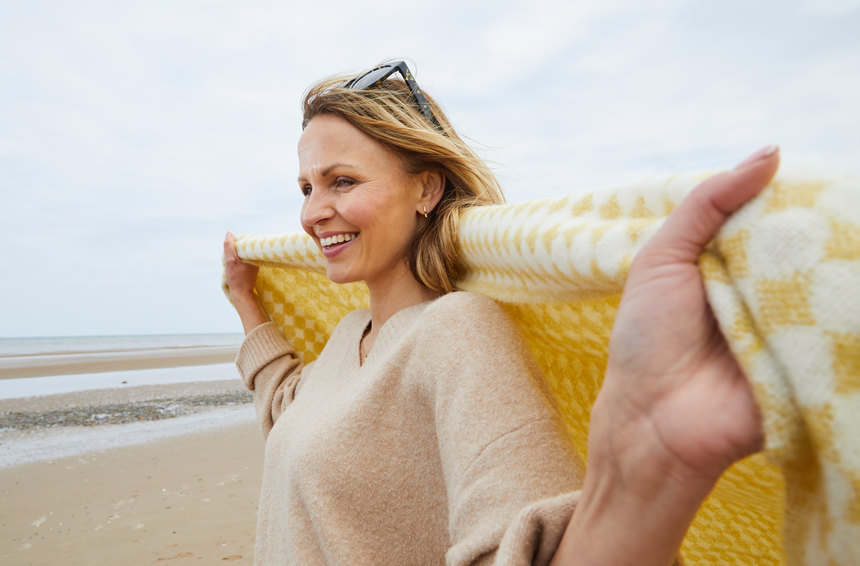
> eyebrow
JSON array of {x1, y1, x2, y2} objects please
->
[{"x1": 297, "y1": 163, "x2": 357, "y2": 183}]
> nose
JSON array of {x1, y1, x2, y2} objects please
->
[{"x1": 301, "y1": 187, "x2": 335, "y2": 230}]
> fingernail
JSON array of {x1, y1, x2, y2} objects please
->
[
  {"x1": 226, "y1": 231, "x2": 233, "y2": 238},
  {"x1": 735, "y1": 145, "x2": 779, "y2": 170}
]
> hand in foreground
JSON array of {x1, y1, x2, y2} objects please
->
[
  {"x1": 224, "y1": 231, "x2": 268, "y2": 335},
  {"x1": 595, "y1": 146, "x2": 779, "y2": 484},
  {"x1": 550, "y1": 146, "x2": 779, "y2": 566}
]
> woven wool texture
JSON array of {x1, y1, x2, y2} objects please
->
[{"x1": 222, "y1": 171, "x2": 859, "y2": 566}]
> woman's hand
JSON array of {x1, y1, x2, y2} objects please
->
[
  {"x1": 550, "y1": 146, "x2": 779, "y2": 566},
  {"x1": 224, "y1": 231, "x2": 259, "y2": 298},
  {"x1": 224, "y1": 231, "x2": 268, "y2": 335},
  {"x1": 595, "y1": 146, "x2": 778, "y2": 484}
]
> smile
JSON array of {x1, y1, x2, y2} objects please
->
[{"x1": 320, "y1": 232, "x2": 359, "y2": 249}]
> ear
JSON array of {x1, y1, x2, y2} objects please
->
[{"x1": 416, "y1": 170, "x2": 445, "y2": 214}]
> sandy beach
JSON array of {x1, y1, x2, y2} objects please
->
[
  {"x1": 1, "y1": 421, "x2": 264, "y2": 565},
  {"x1": 0, "y1": 346, "x2": 239, "y2": 379},
  {"x1": 0, "y1": 334, "x2": 267, "y2": 565}
]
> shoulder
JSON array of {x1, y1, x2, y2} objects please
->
[
  {"x1": 435, "y1": 290, "x2": 500, "y2": 310},
  {"x1": 416, "y1": 291, "x2": 522, "y2": 346},
  {"x1": 424, "y1": 291, "x2": 509, "y2": 325}
]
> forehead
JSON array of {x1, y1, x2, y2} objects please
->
[{"x1": 298, "y1": 114, "x2": 396, "y2": 177}]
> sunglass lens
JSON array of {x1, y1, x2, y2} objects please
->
[{"x1": 350, "y1": 66, "x2": 394, "y2": 90}]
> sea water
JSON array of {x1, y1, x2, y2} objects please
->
[
  {"x1": 0, "y1": 334, "x2": 244, "y2": 357},
  {"x1": 0, "y1": 334, "x2": 245, "y2": 399},
  {"x1": 0, "y1": 364, "x2": 242, "y2": 400}
]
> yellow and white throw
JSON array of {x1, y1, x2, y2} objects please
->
[{"x1": 222, "y1": 171, "x2": 859, "y2": 566}]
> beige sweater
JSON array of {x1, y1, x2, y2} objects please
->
[{"x1": 236, "y1": 291, "x2": 585, "y2": 566}]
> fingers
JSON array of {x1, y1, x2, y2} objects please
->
[
  {"x1": 224, "y1": 231, "x2": 240, "y2": 262},
  {"x1": 643, "y1": 146, "x2": 780, "y2": 265}
]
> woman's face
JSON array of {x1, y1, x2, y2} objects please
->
[{"x1": 298, "y1": 114, "x2": 427, "y2": 286}]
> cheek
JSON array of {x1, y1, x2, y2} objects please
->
[
  {"x1": 340, "y1": 196, "x2": 389, "y2": 231},
  {"x1": 358, "y1": 202, "x2": 414, "y2": 239}
]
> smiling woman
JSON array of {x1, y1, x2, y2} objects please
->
[
  {"x1": 222, "y1": 61, "x2": 779, "y2": 566},
  {"x1": 298, "y1": 114, "x2": 444, "y2": 290},
  {"x1": 300, "y1": 72, "x2": 505, "y2": 295}
]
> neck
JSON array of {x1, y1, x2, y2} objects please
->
[{"x1": 364, "y1": 263, "x2": 441, "y2": 336}]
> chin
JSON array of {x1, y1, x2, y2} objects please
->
[{"x1": 325, "y1": 267, "x2": 362, "y2": 286}]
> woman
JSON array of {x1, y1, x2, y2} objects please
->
[{"x1": 224, "y1": 61, "x2": 778, "y2": 566}]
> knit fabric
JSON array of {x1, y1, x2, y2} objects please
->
[
  {"x1": 223, "y1": 171, "x2": 860, "y2": 566},
  {"x1": 236, "y1": 293, "x2": 585, "y2": 566}
]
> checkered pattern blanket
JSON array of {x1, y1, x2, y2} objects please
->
[{"x1": 222, "y1": 171, "x2": 860, "y2": 566}]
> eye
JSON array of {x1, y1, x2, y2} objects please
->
[
  {"x1": 335, "y1": 177, "x2": 355, "y2": 189},
  {"x1": 300, "y1": 184, "x2": 312, "y2": 197}
]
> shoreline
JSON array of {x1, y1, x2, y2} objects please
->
[
  {"x1": 1, "y1": 378, "x2": 247, "y2": 412},
  {"x1": 0, "y1": 404, "x2": 256, "y2": 469},
  {"x1": 0, "y1": 389, "x2": 253, "y2": 431},
  {"x1": 1, "y1": 378, "x2": 252, "y2": 468},
  {"x1": 0, "y1": 364, "x2": 241, "y2": 400},
  {"x1": 0, "y1": 344, "x2": 240, "y2": 358},
  {"x1": 0, "y1": 347, "x2": 239, "y2": 380}
]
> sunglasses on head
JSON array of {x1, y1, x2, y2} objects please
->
[{"x1": 344, "y1": 61, "x2": 442, "y2": 132}]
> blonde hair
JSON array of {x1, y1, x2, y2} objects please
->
[{"x1": 301, "y1": 68, "x2": 505, "y2": 294}]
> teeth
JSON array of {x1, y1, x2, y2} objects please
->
[{"x1": 321, "y1": 233, "x2": 356, "y2": 247}]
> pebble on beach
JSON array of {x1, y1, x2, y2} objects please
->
[{"x1": 0, "y1": 390, "x2": 254, "y2": 431}]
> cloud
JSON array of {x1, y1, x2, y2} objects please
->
[{"x1": 0, "y1": 0, "x2": 858, "y2": 335}]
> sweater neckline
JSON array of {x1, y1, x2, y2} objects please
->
[{"x1": 355, "y1": 297, "x2": 437, "y2": 369}]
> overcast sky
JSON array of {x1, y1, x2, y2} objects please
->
[{"x1": 1, "y1": 0, "x2": 858, "y2": 337}]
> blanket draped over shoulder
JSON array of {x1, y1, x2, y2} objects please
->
[{"x1": 222, "y1": 171, "x2": 860, "y2": 566}]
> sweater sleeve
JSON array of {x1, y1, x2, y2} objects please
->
[
  {"x1": 421, "y1": 293, "x2": 586, "y2": 566},
  {"x1": 235, "y1": 322, "x2": 312, "y2": 439},
  {"x1": 446, "y1": 420, "x2": 583, "y2": 566}
]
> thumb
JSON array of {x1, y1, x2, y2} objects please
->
[
  {"x1": 643, "y1": 146, "x2": 779, "y2": 266},
  {"x1": 224, "y1": 231, "x2": 240, "y2": 262}
]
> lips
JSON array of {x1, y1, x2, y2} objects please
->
[{"x1": 318, "y1": 232, "x2": 359, "y2": 259}]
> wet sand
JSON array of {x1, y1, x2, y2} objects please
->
[
  {"x1": 0, "y1": 380, "x2": 254, "y2": 468},
  {"x1": 0, "y1": 421, "x2": 265, "y2": 565},
  {"x1": 0, "y1": 347, "x2": 239, "y2": 379},
  {"x1": 0, "y1": 379, "x2": 247, "y2": 414}
]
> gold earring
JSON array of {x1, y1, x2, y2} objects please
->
[{"x1": 423, "y1": 205, "x2": 428, "y2": 218}]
